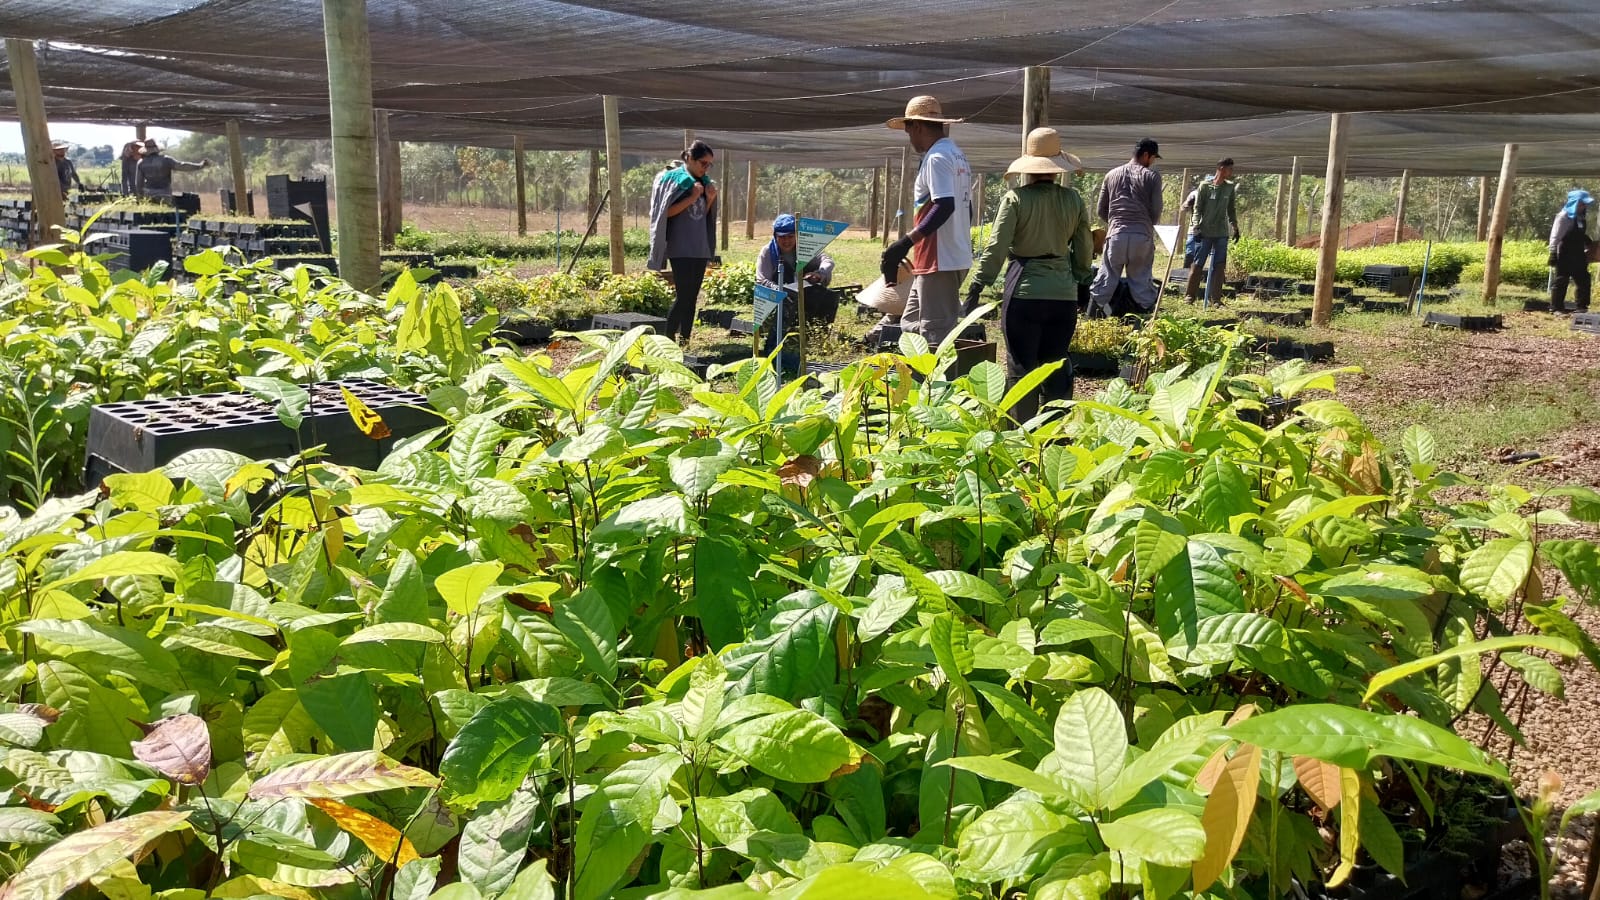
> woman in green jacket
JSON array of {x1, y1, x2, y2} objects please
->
[{"x1": 965, "y1": 128, "x2": 1094, "y2": 422}]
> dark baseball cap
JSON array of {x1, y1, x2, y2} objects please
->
[{"x1": 1135, "y1": 138, "x2": 1161, "y2": 158}]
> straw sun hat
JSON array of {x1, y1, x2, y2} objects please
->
[
  {"x1": 887, "y1": 95, "x2": 964, "y2": 130},
  {"x1": 1007, "y1": 127, "x2": 1084, "y2": 177}
]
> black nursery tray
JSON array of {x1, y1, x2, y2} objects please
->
[
  {"x1": 1355, "y1": 298, "x2": 1411, "y2": 314},
  {"x1": 1068, "y1": 351, "x2": 1124, "y2": 377},
  {"x1": 697, "y1": 308, "x2": 738, "y2": 329},
  {"x1": 1424, "y1": 311, "x2": 1503, "y2": 331},
  {"x1": 85, "y1": 378, "x2": 441, "y2": 484},
  {"x1": 1238, "y1": 308, "x2": 1310, "y2": 328},
  {"x1": 491, "y1": 318, "x2": 554, "y2": 345},
  {"x1": 1256, "y1": 338, "x2": 1335, "y2": 361},
  {"x1": 1572, "y1": 312, "x2": 1600, "y2": 334},
  {"x1": 1522, "y1": 299, "x2": 1550, "y2": 313},
  {"x1": 592, "y1": 312, "x2": 668, "y2": 333}
]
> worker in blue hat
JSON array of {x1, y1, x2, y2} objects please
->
[
  {"x1": 756, "y1": 213, "x2": 838, "y2": 370},
  {"x1": 1549, "y1": 188, "x2": 1594, "y2": 313}
]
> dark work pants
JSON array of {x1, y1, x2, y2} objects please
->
[
  {"x1": 1553, "y1": 267, "x2": 1591, "y2": 312},
  {"x1": 666, "y1": 257, "x2": 709, "y2": 340},
  {"x1": 1003, "y1": 296, "x2": 1077, "y2": 422}
]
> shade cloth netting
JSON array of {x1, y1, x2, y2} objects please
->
[{"x1": 2, "y1": 0, "x2": 1599, "y2": 174}]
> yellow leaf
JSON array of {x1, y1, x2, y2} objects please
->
[
  {"x1": 212, "y1": 875, "x2": 318, "y2": 900},
  {"x1": 1327, "y1": 767, "x2": 1361, "y2": 887},
  {"x1": 1349, "y1": 443, "x2": 1382, "y2": 494},
  {"x1": 340, "y1": 386, "x2": 392, "y2": 440},
  {"x1": 1195, "y1": 744, "x2": 1229, "y2": 793},
  {"x1": 1193, "y1": 741, "x2": 1263, "y2": 891},
  {"x1": 311, "y1": 495, "x2": 345, "y2": 564},
  {"x1": 307, "y1": 798, "x2": 419, "y2": 868},
  {"x1": 1293, "y1": 756, "x2": 1343, "y2": 811}
]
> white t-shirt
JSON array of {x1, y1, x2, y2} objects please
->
[{"x1": 911, "y1": 136, "x2": 973, "y2": 274}]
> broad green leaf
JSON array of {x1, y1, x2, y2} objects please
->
[
  {"x1": 937, "y1": 756, "x2": 1069, "y2": 799},
  {"x1": 450, "y1": 414, "x2": 507, "y2": 481},
  {"x1": 1134, "y1": 508, "x2": 1187, "y2": 580},
  {"x1": 554, "y1": 589, "x2": 618, "y2": 682},
  {"x1": 1051, "y1": 688, "x2": 1126, "y2": 810},
  {"x1": 1193, "y1": 742, "x2": 1262, "y2": 890},
  {"x1": 859, "y1": 503, "x2": 927, "y2": 552},
  {"x1": 1459, "y1": 538, "x2": 1534, "y2": 607},
  {"x1": 0, "y1": 807, "x2": 61, "y2": 845},
  {"x1": 926, "y1": 570, "x2": 1006, "y2": 606},
  {"x1": 1198, "y1": 455, "x2": 1253, "y2": 532},
  {"x1": 1362, "y1": 635, "x2": 1575, "y2": 704},
  {"x1": 668, "y1": 438, "x2": 737, "y2": 500},
  {"x1": 247, "y1": 752, "x2": 438, "y2": 799},
  {"x1": 43, "y1": 551, "x2": 181, "y2": 590},
  {"x1": 436, "y1": 562, "x2": 505, "y2": 616},
  {"x1": 1401, "y1": 425, "x2": 1436, "y2": 469},
  {"x1": 0, "y1": 810, "x2": 189, "y2": 899},
  {"x1": 955, "y1": 799, "x2": 1087, "y2": 883},
  {"x1": 344, "y1": 622, "x2": 448, "y2": 644},
  {"x1": 500, "y1": 859, "x2": 557, "y2": 900},
  {"x1": 715, "y1": 709, "x2": 857, "y2": 783},
  {"x1": 1103, "y1": 711, "x2": 1224, "y2": 810},
  {"x1": 722, "y1": 599, "x2": 838, "y2": 701},
  {"x1": 999, "y1": 360, "x2": 1064, "y2": 417},
  {"x1": 440, "y1": 696, "x2": 562, "y2": 806},
  {"x1": 970, "y1": 682, "x2": 1054, "y2": 760},
  {"x1": 37, "y1": 660, "x2": 145, "y2": 756},
  {"x1": 694, "y1": 535, "x2": 753, "y2": 650},
  {"x1": 572, "y1": 753, "x2": 681, "y2": 900},
  {"x1": 1224, "y1": 705, "x2": 1507, "y2": 778},
  {"x1": 1099, "y1": 807, "x2": 1205, "y2": 867},
  {"x1": 458, "y1": 789, "x2": 538, "y2": 893},
  {"x1": 1170, "y1": 613, "x2": 1283, "y2": 666},
  {"x1": 238, "y1": 376, "x2": 309, "y2": 430}
]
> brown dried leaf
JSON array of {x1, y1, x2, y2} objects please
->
[
  {"x1": 130, "y1": 715, "x2": 212, "y2": 785},
  {"x1": 1273, "y1": 575, "x2": 1309, "y2": 602},
  {"x1": 18, "y1": 704, "x2": 60, "y2": 725},
  {"x1": 778, "y1": 455, "x2": 821, "y2": 489},
  {"x1": 1294, "y1": 756, "x2": 1343, "y2": 811}
]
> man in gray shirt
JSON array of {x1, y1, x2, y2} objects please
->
[
  {"x1": 135, "y1": 139, "x2": 210, "y2": 198},
  {"x1": 1089, "y1": 138, "x2": 1164, "y2": 316}
]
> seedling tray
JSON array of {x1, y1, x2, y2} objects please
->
[
  {"x1": 1571, "y1": 312, "x2": 1600, "y2": 334},
  {"x1": 1424, "y1": 311, "x2": 1502, "y2": 331},
  {"x1": 1256, "y1": 338, "x2": 1334, "y2": 361},
  {"x1": 1355, "y1": 298, "x2": 1410, "y2": 314},
  {"x1": 729, "y1": 318, "x2": 756, "y2": 337},
  {"x1": 1522, "y1": 299, "x2": 1550, "y2": 312},
  {"x1": 85, "y1": 378, "x2": 441, "y2": 481},
  {"x1": 1068, "y1": 351, "x2": 1123, "y2": 377},
  {"x1": 697, "y1": 308, "x2": 739, "y2": 329},
  {"x1": 593, "y1": 312, "x2": 667, "y2": 333},
  {"x1": 491, "y1": 318, "x2": 553, "y2": 345},
  {"x1": 1238, "y1": 308, "x2": 1309, "y2": 327}
]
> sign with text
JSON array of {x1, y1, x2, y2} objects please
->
[
  {"x1": 753, "y1": 282, "x2": 784, "y2": 328},
  {"x1": 797, "y1": 217, "x2": 849, "y2": 268}
]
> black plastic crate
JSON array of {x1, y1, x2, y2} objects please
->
[
  {"x1": 112, "y1": 229, "x2": 172, "y2": 272},
  {"x1": 697, "y1": 308, "x2": 738, "y2": 329},
  {"x1": 265, "y1": 175, "x2": 332, "y2": 253},
  {"x1": 85, "y1": 379, "x2": 441, "y2": 482},
  {"x1": 1363, "y1": 264, "x2": 1410, "y2": 278},
  {"x1": 1570, "y1": 312, "x2": 1600, "y2": 334},
  {"x1": 591, "y1": 312, "x2": 667, "y2": 333},
  {"x1": 219, "y1": 189, "x2": 255, "y2": 216},
  {"x1": 729, "y1": 318, "x2": 756, "y2": 337},
  {"x1": 1256, "y1": 338, "x2": 1335, "y2": 361},
  {"x1": 1238, "y1": 308, "x2": 1309, "y2": 328}
]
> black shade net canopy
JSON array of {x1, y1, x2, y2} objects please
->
[{"x1": 3, "y1": 0, "x2": 1599, "y2": 175}]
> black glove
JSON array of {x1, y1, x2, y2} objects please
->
[
  {"x1": 881, "y1": 236, "x2": 915, "y2": 284},
  {"x1": 1231, "y1": 229, "x2": 1242, "y2": 243},
  {"x1": 962, "y1": 281, "x2": 985, "y2": 315},
  {"x1": 1549, "y1": 251, "x2": 1559, "y2": 267}
]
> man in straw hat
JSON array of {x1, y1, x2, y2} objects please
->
[
  {"x1": 965, "y1": 127, "x2": 1094, "y2": 421},
  {"x1": 51, "y1": 140, "x2": 84, "y2": 197},
  {"x1": 882, "y1": 95, "x2": 974, "y2": 346},
  {"x1": 1089, "y1": 138, "x2": 1164, "y2": 317}
]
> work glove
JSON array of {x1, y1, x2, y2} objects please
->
[
  {"x1": 881, "y1": 236, "x2": 915, "y2": 284},
  {"x1": 1231, "y1": 229, "x2": 1241, "y2": 243},
  {"x1": 962, "y1": 281, "x2": 985, "y2": 315},
  {"x1": 1549, "y1": 251, "x2": 1559, "y2": 267}
]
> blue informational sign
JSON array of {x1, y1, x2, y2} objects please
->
[
  {"x1": 797, "y1": 217, "x2": 849, "y2": 268},
  {"x1": 753, "y1": 282, "x2": 784, "y2": 329}
]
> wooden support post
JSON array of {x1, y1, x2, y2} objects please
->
[
  {"x1": 974, "y1": 173, "x2": 985, "y2": 234},
  {"x1": 1287, "y1": 156, "x2": 1302, "y2": 245},
  {"x1": 603, "y1": 96, "x2": 624, "y2": 274},
  {"x1": 376, "y1": 114, "x2": 402, "y2": 247},
  {"x1": 882, "y1": 157, "x2": 894, "y2": 247},
  {"x1": 897, "y1": 146, "x2": 912, "y2": 238},
  {"x1": 1175, "y1": 168, "x2": 1191, "y2": 227},
  {"x1": 1477, "y1": 175, "x2": 1491, "y2": 241},
  {"x1": 683, "y1": 129, "x2": 695, "y2": 152},
  {"x1": 719, "y1": 152, "x2": 731, "y2": 252},
  {"x1": 1273, "y1": 173, "x2": 1287, "y2": 242},
  {"x1": 1022, "y1": 66, "x2": 1050, "y2": 147},
  {"x1": 5, "y1": 38, "x2": 66, "y2": 244},
  {"x1": 136, "y1": 123, "x2": 148, "y2": 142},
  {"x1": 1393, "y1": 169, "x2": 1410, "y2": 244},
  {"x1": 226, "y1": 120, "x2": 250, "y2": 215},
  {"x1": 1312, "y1": 114, "x2": 1350, "y2": 327},
  {"x1": 513, "y1": 135, "x2": 527, "y2": 237},
  {"x1": 744, "y1": 160, "x2": 758, "y2": 240},
  {"x1": 869, "y1": 167, "x2": 880, "y2": 240},
  {"x1": 321, "y1": 0, "x2": 381, "y2": 290},
  {"x1": 587, "y1": 148, "x2": 600, "y2": 219},
  {"x1": 1482, "y1": 143, "x2": 1519, "y2": 306}
]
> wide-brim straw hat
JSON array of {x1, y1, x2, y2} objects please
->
[
  {"x1": 887, "y1": 95, "x2": 964, "y2": 130},
  {"x1": 1006, "y1": 127, "x2": 1084, "y2": 176}
]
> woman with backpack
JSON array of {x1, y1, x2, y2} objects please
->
[{"x1": 647, "y1": 141, "x2": 719, "y2": 343}]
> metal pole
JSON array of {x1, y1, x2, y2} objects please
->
[
  {"x1": 1482, "y1": 144, "x2": 1519, "y2": 306},
  {"x1": 603, "y1": 96, "x2": 624, "y2": 274}
]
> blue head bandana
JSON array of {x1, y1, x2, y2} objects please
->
[{"x1": 1565, "y1": 189, "x2": 1593, "y2": 219}]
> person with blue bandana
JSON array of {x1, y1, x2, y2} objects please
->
[
  {"x1": 1549, "y1": 189, "x2": 1594, "y2": 314},
  {"x1": 756, "y1": 213, "x2": 837, "y2": 371}
]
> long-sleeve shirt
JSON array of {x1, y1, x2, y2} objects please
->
[
  {"x1": 55, "y1": 157, "x2": 81, "y2": 194},
  {"x1": 1191, "y1": 177, "x2": 1239, "y2": 239},
  {"x1": 756, "y1": 243, "x2": 833, "y2": 291},
  {"x1": 1096, "y1": 161, "x2": 1163, "y2": 237},
  {"x1": 1550, "y1": 210, "x2": 1592, "y2": 273},
  {"x1": 135, "y1": 153, "x2": 203, "y2": 197},
  {"x1": 970, "y1": 181, "x2": 1094, "y2": 300},
  {"x1": 646, "y1": 163, "x2": 717, "y2": 269}
]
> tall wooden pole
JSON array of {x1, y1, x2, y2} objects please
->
[
  {"x1": 1022, "y1": 66, "x2": 1050, "y2": 148},
  {"x1": 1477, "y1": 176, "x2": 1491, "y2": 241},
  {"x1": 587, "y1": 149, "x2": 600, "y2": 219},
  {"x1": 683, "y1": 130, "x2": 695, "y2": 152},
  {"x1": 377, "y1": 114, "x2": 403, "y2": 247},
  {"x1": 225, "y1": 120, "x2": 250, "y2": 215},
  {"x1": 719, "y1": 152, "x2": 731, "y2": 252},
  {"x1": 1312, "y1": 114, "x2": 1350, "y2": 327},
  {"x1": 1393, "y1": 169, "x2": 1410, "y2": 244},
  {"x1": 603, "y1": 96, "x2": 624, "y2": 274},
  {"x1": 744, "y1": 160, "x2": 758, "y2": 240},
  {"x1": 1273, "y1": 173, "x2": 1287, "y2": 242},
  {"x1": 513, "y1": 135, "x2": 527, "y2": 236},
  {"x1": 1482, "y1": 144, "x2": 1519, "y2": 306},
  {"x1": 1287, "y1": 156, "x2": 1302, "y2": 245},
  {"x1": 135, "y1": 123, "x2": 148, "y2": 142},
  {"x1": 882, "y1": 157, "x2": 894, "y2": 247},
  {"x1": 1175, "y1": 168, "x2": 1191, "y2": 227},
  {"x1": 869, "y1": 166, "x2": 881, "y2": 240},
  {"x1": 897, "y1": 146, "x2": 912, "y2": 238},
  {"x1": 321, "y1": 0, "x2": 381, "y2": 290},
  {"x1": 5, "y1": 39, "x2": 66, "y2": 244}
]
